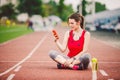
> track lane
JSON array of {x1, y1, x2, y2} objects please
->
[
  {"x1": 0, "y1": 32, "x2": 47, "y2": 79},
  {"x1": 0, "y1": 26, "x2": 120, "y2": 80},
  {"x1": 13, "y1": 31, "x2": 92, "y2": 80}
]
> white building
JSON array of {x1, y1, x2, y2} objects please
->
[{"x1": 0, "y1": 0, "x2": 17, "y2": 6}]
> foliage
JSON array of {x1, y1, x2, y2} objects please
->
[
  {"x1": 57, "y1": 0, "x2": 74, "y2": 21},
  {"x1": 81, "y1": 0, "x2": 107, "y2": 16},
  {"x1": 95, "y1": 2, "x2": 107, "y2": 13},
  {"x1": 17, "y1": 0, "x2": 43, "y2": 16},
  {"x1": 0, "y1": 3, "x2": 16, "y2": 19},
  {"x1": 82, "y1": 0, "x2": 87, "y2": 16},
  {"x1": 57, "y1": 0, "x2": 64, "y2": 18},
  {"x1": 42, "y1": 0, "x2": 58, "y2": 17},
  {"x1": 60, "y1": 5, "x2": 74, "y2": 21},
  {"x1": 0, "y1": 0, "x2": 106, "y2": 21},
  {"x1": 16, "y1": 0, "x2": 73, "y2": 21}
]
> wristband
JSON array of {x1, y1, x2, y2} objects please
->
[
  {"x1": 73, "y1": 57, "x2": 76, "y2": 60},
  {"x1": 54, "y1": 39, "x2": 58, "y2": 42}
]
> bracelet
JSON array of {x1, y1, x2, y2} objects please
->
[
  {"x1": 71, "y1": 57, "x2": 76, "y2": 63},
  {"x1": 54, "y1": 39, "x2": 58, "y2": 42},
  {"x1": 73, "y1": 57, "x2": 76, "y2": 60}
]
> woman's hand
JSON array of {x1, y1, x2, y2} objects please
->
[
  {"x1": 72, "y1": 59, "x2": 80, "y2": 65},
  {"x1": 52, "y1": 29, "x2": 59, "y2": 42},
  {"x1": 64, "y1": 58, "x2": 73, "y2": 67}
]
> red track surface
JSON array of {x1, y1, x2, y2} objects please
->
[{"x1": 0, "y1": 27, "x2": 120, "y2": 80}]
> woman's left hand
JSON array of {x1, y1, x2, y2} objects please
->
[
  {"x1": 64, "y1": 58, "x2": 73, "y2": 67},
  {"x1": 72, "y1": 59, "x2": 80, "y2": 65}
]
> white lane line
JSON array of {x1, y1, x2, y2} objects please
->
[
  {"x1": 99, "y1": 69, "x2": 108, "y2": 76},
  {"x1": 92, "y1": 71, "x2": 97, "y2": 80},
  {"x1": 108, "y1": 79, "x2": 114, "y2": 80},
  {"x1": 6, "y1": 74, "x2": 15, "y2": 80},
  {"x1": 90, "y1": 61, "x2": 97, "y2": 80},
  {"x1": 14, "y1": 66, "x2": 22, "y2": 72},
  {"x1": 0, "y1": 61, "x2": 53, "y2": 62},
  {"x1": 0, "y1": 61, "x2": 53, "y2": 63},
  {"x1": 1, "y1": 61, "x2": 120, "y2": 64},
  {"x1": 0, "y1": 33, "x2": 48, "y2": 76}
]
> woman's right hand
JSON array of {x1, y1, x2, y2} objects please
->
[
  {"x1": 52, "y1": 29, "x2": 59, "y2": 42},
  {"x1": 72, "y1": 59, "x2": 81, "y2": 65},
  {"x1": 64, "y1": 58, "x2": 74, "y2": 67}
]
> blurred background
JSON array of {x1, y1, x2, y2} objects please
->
[
  {"x1": 0, "y1": 0, "x2": 120, "y2": 31},
  {"x1": 0, "y1": 0, "x2": 120, "y2": 47}
]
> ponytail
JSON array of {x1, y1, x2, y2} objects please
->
[{"x1": 80, "y1": 16, "x2": 84, "y2": 29}]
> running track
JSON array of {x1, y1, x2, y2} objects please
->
[{"x1": 0, "y1": 26, "x2": 120, "y2": 80}]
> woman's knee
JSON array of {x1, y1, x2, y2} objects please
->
[
  {"x1": 79, "y1": 53, "x2": 91, "y2": 69},
  {"x1": 49, "y1": 50, "x2": 59, "y2": 59},
  {"x1": 80, "y1": 53, "x2": 91, "y2": 60}
]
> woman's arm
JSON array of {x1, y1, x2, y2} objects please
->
[{"x1": 55, "y1": 31, "x2": 69, "y2": 52}]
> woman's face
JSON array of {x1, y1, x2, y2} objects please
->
[{"x1": 68, "y1": 19, "x2": 80, "y2": 31}]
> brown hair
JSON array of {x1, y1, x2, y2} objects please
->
[{"x1": 68, "y1": 13, "x2": 84, "y2": 29}]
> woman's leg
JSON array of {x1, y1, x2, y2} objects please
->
[
  {"x1": 49, "y1": 50, "x2": 69, "y2": 64},
  {"x1": 78, "y1": 53, "x2": 91, "y2": 70},
  {"x1": 49, "y1": 51, "x2": 91, "y2": 70},
  {"x1": 71, "y1": 53, "x2": 91, "y2": 70}
]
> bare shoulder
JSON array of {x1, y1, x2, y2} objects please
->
[
  {"x1": 85, "y1": 31, "x2": 91, "y2": 37},
  {"x1": 63, "y1": 30, "x2": 70, "y2": 40},
  {"x1": 65, "y1": 30, "x2": 70, "y2": 36}
]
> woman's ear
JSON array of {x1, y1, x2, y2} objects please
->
[{"x1": 76, "y1": 21, "x2": 80, "y2": 25}]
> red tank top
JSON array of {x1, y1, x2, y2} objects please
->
[{"x1": 67, "y1": 30, "x2": 86, "y2": 58}]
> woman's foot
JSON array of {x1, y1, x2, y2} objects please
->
[
  {"x1": 57, "y1": 63, "x2": 67, "y2": 69},
  {"x1": 72, "y1": 63, "x2": 84, "y2": 70}
]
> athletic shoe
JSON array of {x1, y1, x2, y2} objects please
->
[
  {"x1": 57, "y1": 63, "x2": 66, "y2": 69},
  {"x1": 73, "y1": 63, "x2": 84, "y2": 70}
]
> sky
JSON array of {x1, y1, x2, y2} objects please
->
[{"x1": 64, "y1": 0, "x2": 120, "y2": 11}]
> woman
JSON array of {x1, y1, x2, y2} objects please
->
[{"x1": 49, "y1": 13, "x2": 91, "y2": 70}]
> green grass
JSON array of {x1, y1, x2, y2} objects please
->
[{"x1": 0, "y1": 24, "x2": 33, "y2": 43}]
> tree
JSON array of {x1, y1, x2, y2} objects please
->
[
  {"x1": 57, "y1": 0, "x2": 74, "y2": 21},
  {"x1": 82, "y1": 0, "x2": 87, "y2": 16},
  {"x1": 95, "y1": 2, "x2": 107, "y2": 13},
  {"x1": 48, "y1": 0, "x2": 58, "y2": 15},
  {"x1": 16, "y1": 0, "x2": 73, "y2": 21},
  {"x1": 62, "y1": 4, "x2": 74, "y2": 21},
  {"x1": 80, "y1": 0, "x2": 107, "y2": 16},
  {"x1": 17, "y1": 0, "x2": 43, "y2": 16},
  {"x1": 57, "y1": 0, "x2": 65, "y2": 18},
  {"x1": 0, "y1": 3, "x2": 16, "y2": 19}
]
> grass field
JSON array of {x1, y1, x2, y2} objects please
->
[{"x1": 0, "y1": 24, "x2": 33, "y2": 43}]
